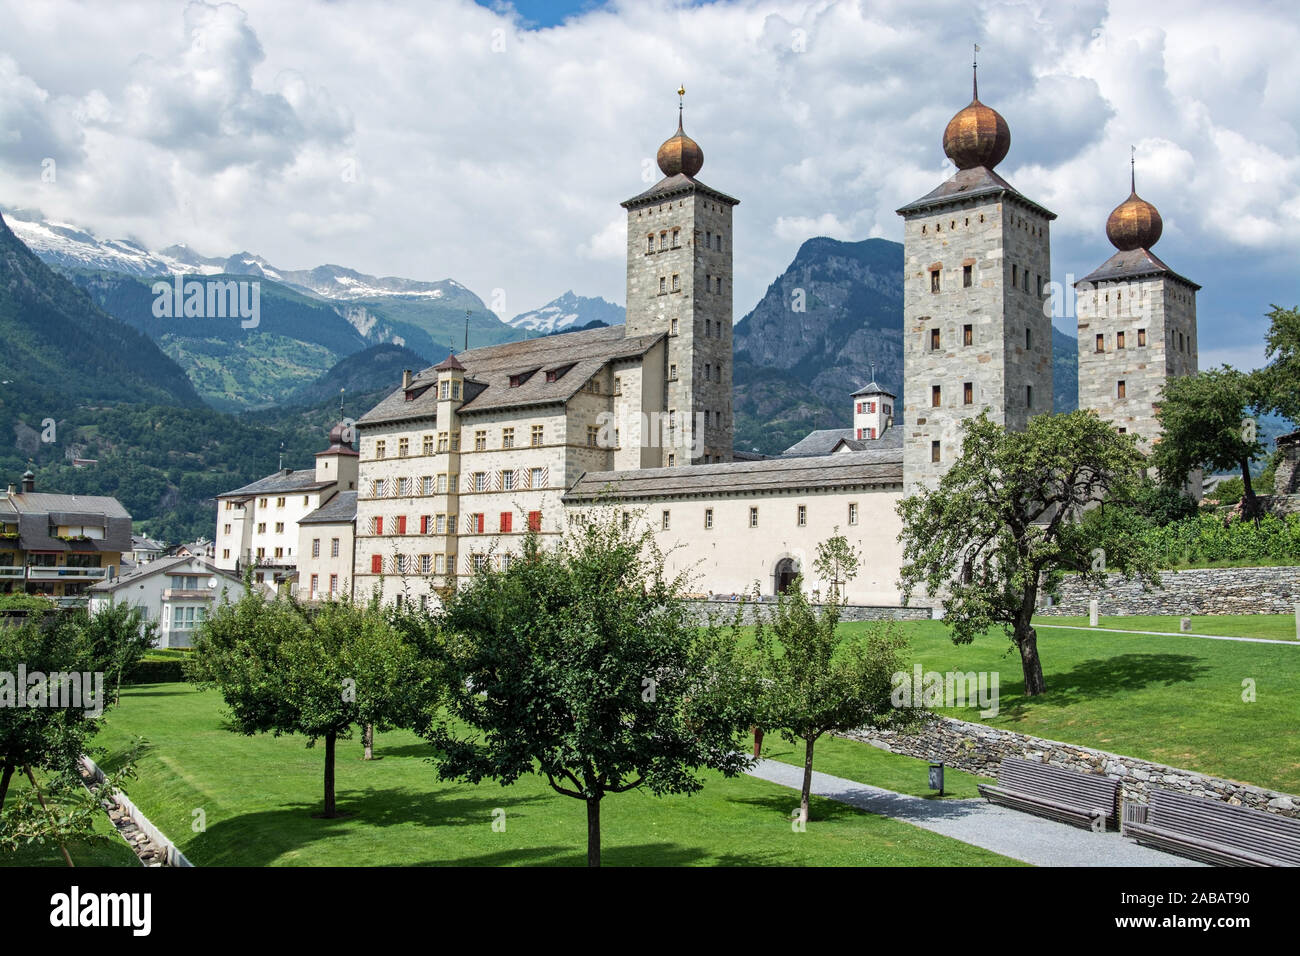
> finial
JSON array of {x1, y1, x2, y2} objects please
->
[
  {"x1": 338, "y1": 386, "x2": 345, "y2": 419},
  {"x1": 973, "y1": 43, "x2": 980, "y2": 99},
  {"x1": 870, "y1": 361, "x2": 876, "y2": 382},
  {"x1": 677, "y1": 85, "x2": 685, "y2": 127},
  {"x1": 1130, "y1": 145, "x2": 1136, "y2": 194}
]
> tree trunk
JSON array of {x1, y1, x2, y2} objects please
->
[
  {"x1": 1241, "y1": 458, "x2": 1261, "y2": 524},
  {"x1": 752, "y1": 726, "x2": 764, "y2": 759},
  {"x1": 363, "y1": 723, "x2": 374, "y2": 760},
  {"x1": 586, "y1": 796, "x2": 601, "y2": 868},
  {"x1": 1015, "y1": 623, "x2": 1047, "y2": 696},
  {"x1": 322, "y1": 731, "x2": 337, "y2": 818},
  {"x1": 0, "y1": 762, "x2": 13, "y2": 814},
  {"x1": 799, "y1": 736, "x2": 815, "y2": 824}
]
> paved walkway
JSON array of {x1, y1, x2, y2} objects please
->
[
  {"x1": 746, "y1": 759, "x2": 1202, "y2": 867},
  {"x1": 1035, "y1": 623, "x2": 1298, "y2": 646}
]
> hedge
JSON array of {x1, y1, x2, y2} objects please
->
[{"x1": 1145, "y1": 512, "x2": 1300, "y2": 568}]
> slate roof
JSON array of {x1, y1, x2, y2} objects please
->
[
  {"x1": 620, "y1": 173, "x2": 740, "y2": 209},
  {"x1": 89, "y1": 554, "x2": 241, "y2": 593},
  {"x1": 782, "y1": 425, "x2": 903, "y2": 458},
  {"x1": 896, "y1": 165, "x2": 1056, "y2": 220},
  {"x1": 0, "y1": 491, "x2": 133, "y2": 554},
  {"x1": 564, "y1": 448, "x2": 902, "y2": 502},
  {"x1": 300, "y1": 490, "x2": 357, "y2": 525},
  {"x1": 1076, "y1": 247, "x2": 1201, "y2": 290},
  {"x1": 850, "y1": 381, "x2": 895, "y2": 398},
  {"x1": 219, "y1": 468, "x2": 333, "y2": 499},
  {"x1": 356, "y1": 325, "x2": 665, "y2": 426}
]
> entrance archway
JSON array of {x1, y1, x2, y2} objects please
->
[{"x1": 774, "y1": 557, "x2": 800, "y2": 595}]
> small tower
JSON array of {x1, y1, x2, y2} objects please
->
[
  {"x1": 315, "y1": 421, "x2": 359, "y2": 488},
  {"x1": 851, "y1": 380, "x2": 895, "y2": 440},
  {"x1": 896, "y1": 57, "x2": 1055, "y2": 493},
  {"x1": 621, "y1": 88, "x2": 738, "y2": 465},
  {"x1": 1076, "y1": 156, "x2": 1200, "y2": 467}
]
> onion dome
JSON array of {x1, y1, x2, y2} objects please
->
[
  {"x1": 942, "y1": 67, "x2": 1011, "y2": 171},
  {"x1": 657, "y1": 87, "x2": 704, "y2": 178},
  {"x1": 1106, "y1": 164, "x2": 1163, "y2": 251}
]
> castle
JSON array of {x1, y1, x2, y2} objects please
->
[{"x1": 216, "y1": 67, "x2": 1199, "y2": 611}]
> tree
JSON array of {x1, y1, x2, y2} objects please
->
[
  {"x1": 190, "y1": 589, "x2": 434, "y2": 818},
  {"x1": 424, "y1": 511, "x2": 753, "y2": 867},
  {"x1": 1259, "y1": 304, "x2": 1300, "y2": 423},
  {"x1": 1151, "y1": 367, "x2": 1268, "y2": 518},
  {"x1": 812, "y1": 528, "x2": 861, "y2": 602},
  {"x1": 897, "y1": 410, "x2": 1158, "y2": 696},
  {"x1": 747, "y1": 580, "x2": 911, "y2": 824}
]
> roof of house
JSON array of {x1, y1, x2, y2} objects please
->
[
  {"x1": 132, "y1": 534, "x2": 166, "y2": 551},
  {"x1": 620, "y1": 173, "x2": 740, "y2": 209},
  {"x1": 219, "y1": 468, "x2": 334, "y2": 499},
  {"x1": 0, "y1": 491, "x2": 133, "y2": 553},
  {"x1": 564, "y1": 448, "x2": 903, "y2": 502},
  {"x1": 850, "y1": 380, "x2": 896, "y2": 398},
  {"x1": 896, "y1": 165, "x2": 1056, "y2": 220},
  {"x1": 356, "y1": 325, "x2": 665, "y2": 427},
  {"x1": 299, "y1": 490, "x2": 357, "y2": 525},
  {"x1": 782, "y1": 425, "x2": 903, "y2": 458},
  {"x1": 1076, "y1": 246, "x2": 1201, "y2": 290},
  {"x1": 88, "y1": 554, "x2": 242, "y2": 593}
]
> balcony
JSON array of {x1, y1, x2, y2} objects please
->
[
  {"x1": 26, "y1": 567, "x2": 108, "y2": 580},
  {"x1": 163, "y1": 588, "x2": 214, "y2": 600},
  {"x1": 0, "y1": 567, "x2": 24, "y2": 580}
]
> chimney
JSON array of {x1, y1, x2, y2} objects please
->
[
  {"x1": 21, "y1": 470, "x2": 34, "y2": 493},
  {"x1": 402, "y1": 369, "x2": 413, "y2": 389}
]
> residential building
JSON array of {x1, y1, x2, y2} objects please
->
[{"x1": 88, "y1": 554, "x2": 247, "y2": 648}]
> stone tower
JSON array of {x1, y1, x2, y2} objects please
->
[
  {"x1": 896, "y1": 65, "x2": 1056, "y2": 493},
  {"x1": 1075, "y1": 161, "x2": 1199, "y2": 461},
  {"x1": 621, "y1": 93, "x2": 738, "y2": 465}
]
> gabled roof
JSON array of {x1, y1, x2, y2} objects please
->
[
  {"x1": 88, "y1": 554, "x2": 242, "y2": 593},
  {"x1": 896, "y1": 165, "x2": 1056, "y2": 220},
  {"x1": 851, "y1": 381, "x2": 896, "y2": 398},
  {"x1": 1075, "y1": 246, "x2": 1201, "y2": 291},
  {"x1": 564, "y1": 448, "x2": 903, "y2": 502},
  {"x1": 356, "y1": 325, "x2": 665, "y2": 426},
  {"x1": 0, "y1": 491, "x2": 132, "y2": 553},
  {"x1": 782, "y1": 425, "x2": 903, "y2": 458},
  {"x1": 219, "y1": 468, "x2": 334, "y2": 499},
  {"x1": 621, "y1": 173, "x2": 740, "y2": 209},
  {"x1": 300, "y1": 490, "x2": 357, "y2": 526}
]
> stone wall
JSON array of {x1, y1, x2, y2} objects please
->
[
  {"x1": 1037, "y1": 566, "x2": 1300, "y2": 616},
  {"x1": 686, "y1": 599, "x2": 931, "y2": 625},
  {"x1": 845, "y1": 716, "x2": 1299, "y2": 818}
]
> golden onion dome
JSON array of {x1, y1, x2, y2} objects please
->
[
  {"x1": 943, "y1": 95, "x2": 1011, "y2": 170},
  {"x1": 657, "y1": 115, "x2": 703, "y2": 178},
  {"x1": 1106, "y1": 182, "x2": 1163, "y2": 251}
]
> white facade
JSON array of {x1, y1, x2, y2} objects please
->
[{"x1": 88, "y1": 556, "x2": 246, "y2": 649}]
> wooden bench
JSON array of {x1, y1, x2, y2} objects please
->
[
  {"x1": 977, "y1": 757, "x2": 1120, "y2": 832},
  {"x1": 1122, "y1": 789, "x2": 1300, "y2": 866}
]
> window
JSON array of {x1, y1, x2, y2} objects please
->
[
  {"x1": 662, "y1": 510, "x2": 671, "y2": 531},
  {"x1": 375, "y1": 440, "x2": 386, "y2": 459},
  {"x1": 423, "y1": 434, "x2": 434, "y2": 455},
  {"x1": 1179, "y1": 332, "x2": 1185, "y2": 351},
  {"x1": 502, "y1": 427, "x2": 515, "y2": 449},
  {"x1": 420, "y1": 476, "x2": 432, "y2": 495},
  {"x1": 276, "y1": 497, "x2": 286, "y2": 508},
  {"x1": 398, "y1": 477, "x2": 410, "y2": 496},
  {"x1": 848, "y1": 502, "x2": 858, "y2": 526},
  {"x1": 257, "y1": 523, "x2": 266, "y2": 534},
  {"x1": 963, "y1": 324, "x2": 973, "y2": 347},
  {"x1": 659, "y1": 276, "x2": 667, "y2": 294},
  {"x1": 472, "y1": 554, "x2": 488, "y2": 573},
  {"x1": 672, "y1": 228, "x2": 680, "y2": 248},
  {"x1": 223, "y1": 548, "x2": 230, "y2": 559},
  {"x1": 396, "y1": 515, "x2": 407, "y2": 535},
  {"x1": 1117, "y1": 380, "x2": 1126, "y2": 399},
  {"x1": 474, "y1": 431, "x2": 486, "y2": 452},
  {"x1": 435, "y1": 554, "x2": 445, "y2": 574},
  {"x1": 669, "y1": 364, "x2": 678, "y2": 381},
  {"x1": 1026, "y1": 385, "x2": 1033, "y2": 408},
  {"x1": 587, "y1": 426, "x2": 599, "y2": 447},
  {"x1": 1096, "y1": 333, "x2": 1105, "y2": 353},
  {"x1": 715, "y1": 276, "x2": 723, "y2": 293},
  {"x1": 1138, "y1": 328, "x2": 1147, "y2": 347},
  {"x1": 373, "y1": 515, "x2": 383, "y2": 535},
  {"x1": 704, "y1": 508, "x2": 713, "y2": 530},
  {"x1": 435, "y1": 474, "x2": 447, "y2": 494},
  {"x1": 930, "y1": 269, "x2": 941, "y2": 293},
  {"x1": 420, "y1": 554, "x2": 432, "y2": 574},
  {"x1": 420, "y1": 515, "x2": 430, "y2": 534},
  {"x1": 531, "y1": 467, "x2": 545, "y2": 488},
  {"x1": 671, "y1": 273, "x2": 680, "y2": 292},
  {"x1": 398, "y1": 438, "x2": 409, "y2": 458},
  {"x1": 435, "y1": 514, "x2": 446, "y2": 534},
  {"x1": 931, "y1": 441, "x2": 941, "y2": 463},
  {"x1": 331, "y1": 538, "x2": 339, "y2": 558},
  {"x1": 706, "y1": 230, "x2": 711, "y2": 247},
  {"x1": 670, "y1": 317, "x2": 679, "y2": 336},
  {"x1": 501, "y1": 469, "x2": 515, "y2": 490},
  {"x1": 1036, "y1": 275, "x2": 1043, "y2": 296},
  {"x1": 749, "y1": 507, "x2": 758, "y2": 528},
  {"x1": 473, "y1": 472, "x2": 487, "y2": 492},
  {"x1": 797, "y1": 505, "x2": 807, "y2": 527},
  {"x1": 647, "y1": 234, "x2": 654, "y2": 253},
  {"x1": 531, "y1": 425, "x2": 544, "y2": 447},
  {"x1": 931, "y1": 385, "x2": 941, "y2": 407},
  {"x1": 963, "y1": 382, "x2": 973, "y2": 405},
  {"x1": 715, "y1": 363, "x2": 723, "y2": 382},
  {"x1": 475, "y1": 513, "x2": 485, "y2": 534},
  {"x1": 439, "y1": 381, "x2": 450, "y2": 400},
  {"x1": 963, "y1": 264, "x2": 972, "y2": 287},
  {"x1": 256, "y1": 548, "x2": 265, "y2": 559},
  {"x1": 312, "y1": 538, "x2": 320, "y2": 558},
  {"x1": 930, "y1": 328, "x2": 940, "y2": 351},
  {"x1": 371, "y1": 554, "x2": 383, "y2": 573},
  {"x1": 716, "y1": 234, "x2": 723, "y2": 251},
  {"x1": 1011, "y1": 264, "x2": 1018, "y2": 287},
  {"x1": 436, "y1": 432, "x2": 448, "y2": 452},
  {"x1": 528, "y1": 511, "x2": 542, "y2": 532},
  {"x1": 613, "y1": 376, "x2": 622, "y2": 395},
  {"x1": 500, "y1": 512, "x2": 513, "y2": 533},
  {"x1": 310, "y1": 574, "x2": 319, "y2": 595},
  {"x1": 329, "y1": 574, "x2": 338, "y2": 594},
  {"x1": 667, "y1": 454, "x2": 675, "y2": 466},
  {"x1": 1025, "y1": 327, "x2": 1032, "y2": 349}
]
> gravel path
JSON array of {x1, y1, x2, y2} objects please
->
[
  {"x1": 1034, "y1": 623, "x2": 1297, "y2": 645},
  {"x1": 746, "y1": 758, "x2": 1203, "y2": 867}
]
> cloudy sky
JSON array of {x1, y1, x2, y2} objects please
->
[{"x1": 0, "y1": 0, "x2": 1296, "y2": 369}]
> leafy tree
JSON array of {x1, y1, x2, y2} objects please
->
[
  {"x1": 746, "y1": 580, "x2": 911, "y2": 824},
  {"x1": 1152, "y1": 367, "x2": 1267, "y2": 518},
  {"x1": 812, "y1": 528, "x2": 861, "y2": 602},
  {"x1": 1130, "y1": 477, "x2": 1199, "y2": 527},
  {"x1": 424, "y1": 511, "x2": 753, "y2": 867},
  {"x1": 1210, "y1": 476, "x2": 1245, "y2": 506},
  {"x1": 190, "y1": 589, "x2": 435, "y2": 818},
  {"x1": 897, "y1": 410, "x2": 1158, "y2": 696},
  {"x1": 1259, "y1": 304, "x2": 1300, "y2": 423}
]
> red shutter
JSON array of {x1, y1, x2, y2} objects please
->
[
  {"x1": 476, "y1": 513, "x2": 484, "y2": 534},
  {"x1": 500, "y1": 512, "x2": 512, "y2": 533},
  {"x1": 371, "y1": 554, "x2": 382, "y2": 573},
  {"x1": 375, "y1": 516, "x2": 383, "y2": 535},
  {"x1": 397, "y1": 515, "x2": 407, "y2": 535},
  {"x1": 420, "y1": 515, "x2": 429, "y2": 534},
  {"x1": 528, "y1": 511, "x2": 541, "y2": 532}
]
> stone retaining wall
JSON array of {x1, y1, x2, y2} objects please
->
[
  {"x1": 686, "y1": 599, "x2": 932, "y2": 624},
  {"x1": 845, "y1": 716, "x2": 1299, "y2": 818},
  {"x1": 1038, "y1": 566, "x2": 1300, "y2": 616}
]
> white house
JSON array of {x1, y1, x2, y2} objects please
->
[{"x1": 88, "y1": 554, "x2": 247, "y2": 648}]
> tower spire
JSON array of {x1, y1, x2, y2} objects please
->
[
  {"x1": 677, "y1": 84, "x2": 685, "y2": 129},
  {"x1": 973, "y1": 43, "x2": 980, "y2": 99},
  {"x1": 1130, "y1": 144, "x2": 1136, "y2": 194}
]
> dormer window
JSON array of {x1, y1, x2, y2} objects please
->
[
  {"x1": 545, "y1": 364, "x2": 574, "y2": 383},
  {"x1": 508, "y1": 368, "x2": 538, "y2": 388}
]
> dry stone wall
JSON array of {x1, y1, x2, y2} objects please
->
[{"x1": 1038, "y1": 566, "x2": 1300, "y2": 616}]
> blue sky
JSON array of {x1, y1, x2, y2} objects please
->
[{"x1": 0, "y1": 0, "x2": 1296, "y2": 372}]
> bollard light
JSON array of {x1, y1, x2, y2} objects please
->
[{"x1": 928, "y1": 760, "x2": 945, "y2": 796}]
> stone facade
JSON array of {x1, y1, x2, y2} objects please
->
[
  {"x1": 1037, "y1": 566, "x2": 1300, "y2": 616},
  {"x1": 1276, "y1": 431, "x2": 1300, "y2": 495},
  {"x1": 848, "y1": 715, "x2": 1300, "y2": 818},
  {"x1": 686, "y1": 598, "x2": 931, "y2": 624},
  {"x1": 898, "y1": 193, "x2": 1054, "y2": 494}
]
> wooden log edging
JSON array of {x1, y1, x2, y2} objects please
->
[{"x1": 79, "y1": 755, "x2": 194, "y2": 868}]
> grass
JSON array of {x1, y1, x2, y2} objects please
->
[
  {"x1": 1035, "y1": 614, "x2": 1297, "y2": 641},
  {"x1": 844, "y1": 619, "x2": 1300, "y2": 794},
  {"x1": 79, "y1": 684, "x2": 1020, "y2": 867},
  {"x1": 0, "y1": 769, "x2": 139, "y2": 868},
  {"x1": 759, "y1": 733, "x2": 991, "y2": 799}
]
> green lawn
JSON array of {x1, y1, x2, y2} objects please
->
[
  {"x1": 1, "y1": 770, "x2": 139, "y2": 868},
  {"x1": 847, "y1": 620, "x2": 1300, "y2": 794},
  {"x1": 1034, "y1": 614, "x2": 1297, "y2": 642},
  {"x1": 79, "y1": 684, "x2": 1020, "y2": 867},
  {"x1": 760, "y1": 733, "x2": 991, "y2": 799}
]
